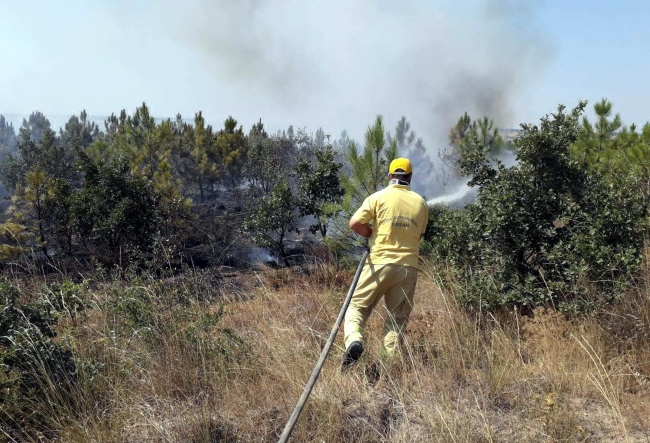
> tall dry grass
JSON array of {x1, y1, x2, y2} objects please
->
[{"x1": 3, "y1": 254, "x2": 650, "y2": 442}]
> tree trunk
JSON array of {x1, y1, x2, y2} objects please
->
[{"x1": 278, "y1": 233, "x2": 289, "y2": 267}]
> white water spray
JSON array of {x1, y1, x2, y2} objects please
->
[{"x1": 427, "y1": 185, "x2": 472, "y2": 208}]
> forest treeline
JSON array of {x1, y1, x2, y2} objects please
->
[
  {"x1": 1, "y1": 100, "x2": 650, "y2": 313},
  {"x1": 0, "y1": 106, "x2": 436, "y2": 269}
]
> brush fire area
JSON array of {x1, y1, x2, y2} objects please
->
[{"x1": 3, "y1": 1, "x2": 650, "y2": 441}]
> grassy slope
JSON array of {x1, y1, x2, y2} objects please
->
[{"x1": 6, "y1": 257, "x2": 650, "y2": 442}]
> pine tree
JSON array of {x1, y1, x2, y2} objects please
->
[
  {"x1": 440, "y1": 113, "x2": 505, "y2": 187},
  {"x1": 572, "y1": 99, "x2": 623, "y2": 167},
  {"x1": 0, "y1": 116, "x2": 17, "y2": 202},
  {"x1": 21, "y1": 111, "x2": 51, "y2": 143},
  {"x1": 0, "y1": 115, "x2": 16, "y2": 154},
  {"x1": 570, "y1": 100, "x2": 650, "y2": 206},
  {"x1": 0, "y1": 219, "x2": 27, "y2": 259},
  {"x1": 333, "y1": 130, "x2": 351, "y2": 153},
  {"x1": 249, "y1": 119, "x2": 268, "y2": 139},
  {"x1": 59, "y1": 110, "x2": 100, "y2": 152},
  {"x1": 111, "y1": 103, "x2": 191, "y2": 238},
  {"x1": 115, "y1": 103, "x2": 175, "y2": 181},
  {"x1": 215, "y1": 116, "x2": 248, "y2": 190},
  {"x1": 84, "y1": 111, "x2": 126, "y2": 162},
  {"x1": 341, "y1": 115, "x2": 397, "y2": 210},
  {"x1": 0, "y1": 127, "x2": 69, "y2": 191},
  {"x1": 103, "y1": 110, "x2": 127, "y2": 144},
  {"x1": 314, "y1": 127, "x2": 326, "y2": 149},
  {"x1": 71, "y1": 151, "x2": 160, "y2": 258},
  {"x1": 244, "y1": 120, "x2": 297, "y2": 197},
  {"x1": 6, "y1": 168, "x2": 51, "y2": 256},
  {"x1": 175, "y1": 112, "x2": 218, "y2": 200}
]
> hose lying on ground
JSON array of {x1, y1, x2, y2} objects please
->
[{"x1": 277, "y1": 248, "x2": 370, "y2": 443}]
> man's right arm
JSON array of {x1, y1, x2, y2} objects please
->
[
  {"x1": 420, "y1": 198, "x2": 429, "y2": 238},
  {"x1": 349, "y1": 218, "x2": 372, "y2": 238},
  {"x1": 350, "y1": 195, "x2": 375, "y2": 238}
]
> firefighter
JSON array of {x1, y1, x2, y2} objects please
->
[{"x1": 342, "y1": 157, "x2": 429, "y2": 369}]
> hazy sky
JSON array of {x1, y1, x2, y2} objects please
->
[{"x1": 1, "y1": 0, "x2": 649, "y2": 147}]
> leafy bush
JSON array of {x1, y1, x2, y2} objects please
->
[
  {"x1": 242, "y1": 182, "x2": 298, "y2": 267},
  {"x1": 0, "y1": 279, "x2": 79, "y2": 439},
  {"x1": 426, "y1": 104, "x2": 648, "y2": 314},
  {"x1": 295, "y1": 146, "x2": 344, "y2": 237},
  {"x1": 71, "y1": 149, "x2": 160, "y2": 262},
  {"x1": 109, "y1": 284, "x2": 157, "y2": 331},
  {"x1": 43, "y1": 279, "x2": 88, "y2": 326}
]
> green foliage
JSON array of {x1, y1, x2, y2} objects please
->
[
  {"x1": 43, "y1": 178, "x2": 75, "y2": 254},
  {"x1": 59, "y1": 110, "x2": 100, "y2": 151},
  {"x1": 0, "y1": 279, "x2": 56, "y2": 340},
  {"x1": 174, "y1": 112, "x2": 219, "y2": 200},
  {"x1": 0, "y1": 127, "x2": 71, "y2": 191},
  {"x1": 341, "y1": 115, "x2": 397, "y2": 209},
  {"x1": 0, "y1": 115, "x2": 16, "y2": 154},
  {"x1": 111, "y1": 103, "x2": 173, "y2": 180},
  {"x1": 59, "y1": 110, "x2": 100, "y2": 181},
  {"x1": 0, "y1": 106, "x2": 222, "y2": 265},
  {"x1": 110, "y1": 284, "x2": 157, "y2": 330},
  {"x1": 571, "y1": 99, "x2": 622, "y2": 166},
  {"x1": 43, "y1": 280, "x2": 88, "y2": 327},
  {"x1": 0, "y1": 168, "x2": 74, "y2": 257},
  {"x1": 21, "y1": 111, "x2": 52, "y2": 143},
  {"x1": 439, "y1": 113, "x2": 507, "y2": 186},
  {"x1": 295, "y1": 146, "x2": 344, "y2": 237},
  {"x1": 71, "y1": 150, "x2": 160, "y2": 260},
  {"x1": 0, "y1": 220, "x2": 28, "y2": 259},
  {"x1": 242, "y1": 182, "x2": 298, "y2": 266},
  {"x1": 244, "y1": 124, "x2": 297, "y2": 197},
  {"x1": 323, "y1": 116, "x2": 398, "y2": 255},
  {"x1": 103, "y1": 110, "x2": 127, "y2": 143},
  {"x1": 0, "y1": 279, "x2": 79, "y2": 440},
  {"x1": 115, "y1": 104, "x2": 192, "y2": 236},
  {"x1": 571, "y1": 99, "x2": 650, "y2": 204},
  {"x1": 105, "y1": 272, "x2": 238, "y2": 362},
  {"x1": 215, "y1": 116, "x2": 248, "y2": 190},
  {"x1": 427, "y1": 103, "x2": 648, "y2": 314}
]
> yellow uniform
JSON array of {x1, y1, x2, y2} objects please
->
[
  {"x1": 352, "y1": 183, "x2": 428, "y2": 267},
  {"x1": 344, "y1": 182, "x2": 429, "y2": 356}
]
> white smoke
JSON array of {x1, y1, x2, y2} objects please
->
[
  {"x1": 2, "y1": 0, "x2": 549, "y2": 203},
  {"x1": 247, "y1": 247, "x2": 277, "y2": 265},
  {"x1": 155, "y1": 0, "x2": 551, "y2": 146}
]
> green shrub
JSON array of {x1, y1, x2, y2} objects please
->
[
  {"x1": 0, "y1": 279, "x2": 80, "y2": 440},
  {"x1": 43, "y1": 279, "x2": 88, "y2": 326},
  {"x1": 109, "y1": 284, "x2": 157, "y2": 331},
  {"x1": 426, "y1": 103, "x2": 648, "y2": 314},
  {"x1": 71, "y1": 149, "x2": 161, "y2": 262}
]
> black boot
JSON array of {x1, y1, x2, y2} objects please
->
[{"x1": 341, "y1": 341, "x2": 364, "y2": 370}]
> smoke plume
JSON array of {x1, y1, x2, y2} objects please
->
[
  {"x1": 152, "y1": 0, "x2": 552, "y2": 201},
  {"x1": 160, "y1": 0, "x2": 551, "y2": 146}
]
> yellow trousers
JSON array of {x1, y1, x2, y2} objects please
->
[{"x1": 343, "y1": 263, "x2": 418, "y2": 356}]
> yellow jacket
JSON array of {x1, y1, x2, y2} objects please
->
[{"x1": 352, "y1": 183, "x2": 428, "y2": 268}]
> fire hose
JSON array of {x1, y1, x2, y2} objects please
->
[{"x1": 277, "y1": 247, "x2": 370, "y2": 443}]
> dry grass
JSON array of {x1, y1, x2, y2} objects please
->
[{"x1": 4, "y1": 256, "x2": 650, "y2": 442}]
